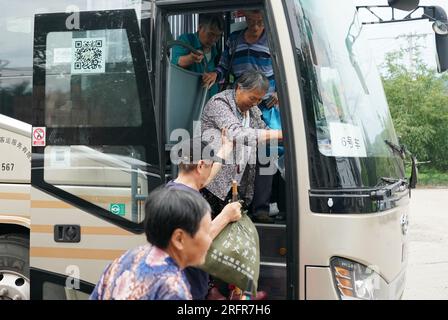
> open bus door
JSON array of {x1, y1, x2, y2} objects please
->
[
  {"x1": 30, "y1": 9, "x2": 161, "y2": 299},
  {"x1": 156, "y1": 1, "x2": 293, "y2": 299}
]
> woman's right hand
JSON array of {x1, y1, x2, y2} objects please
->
[
  {"x1": 203, "y1": 72, "x2": 218, "y2": 88},
  {"x1": 189, "y1": 51, "x2": 204, "y2": 64},
  {"x1": 221, "y1": 201, "x2": 242, "y2": 223},
  {"x1": 217, "y1": 128, "x2": 233, "y2": 161}
]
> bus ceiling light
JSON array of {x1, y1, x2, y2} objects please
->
[
  {"x1": 432, "y1": 20, "x2": 448, "y2": 36},
  {"x1": 330, "y1": 257, "x2": 388, "y2": 300}
]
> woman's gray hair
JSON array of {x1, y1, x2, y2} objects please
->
[{"x1": 236, "y1": 70, "x2": 269, "y2": 92}]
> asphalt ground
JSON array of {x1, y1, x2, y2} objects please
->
[{"x1": 402, "y1": 188, "x2": 448, "y2": 300}]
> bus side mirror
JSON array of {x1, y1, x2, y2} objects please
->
[
  {"x1": 424, "y1": 6, "x2": 448, "y2": 72},
  {"x1": 435, "y1": 33, "x2": 448, "y2": 73},
  {"x1": 409, "y1": 155, "x2": 418, "y2": 189},
  {"x1": 388, "y1": 0, "x2": 419, "y2": 11}
]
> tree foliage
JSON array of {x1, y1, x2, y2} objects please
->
[{"x1": 381, "y1": 45, "x2": 448, "y2": 171}]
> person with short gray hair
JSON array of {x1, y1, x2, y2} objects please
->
[
  {"x1": 235, "y1": 70, "x2": 270, "y2": 92},
  {"x1": 200, "y1": 69, "x2": 282, "y2": 215},
  {"x1": 214, "y1": 10, "x2": 284, "y2": 223}
]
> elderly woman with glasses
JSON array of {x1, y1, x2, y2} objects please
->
[
  {"x1": 200, "y1": 70, "x2": 282, "y2": 217},
  {"x1": 212, "y1": 10, "x2": 284, "y2": 223}
]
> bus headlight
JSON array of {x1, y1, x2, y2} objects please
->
[{"x1": 330, "y1": 257, "x2": 387, "y2": 300}]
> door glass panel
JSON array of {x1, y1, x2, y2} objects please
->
[
  {"x1": 44, "y1": 145, "x2": 148, "y2": 223},
  {"x1": 45, "y1": 29, "x2": 142, "y2": 127}
]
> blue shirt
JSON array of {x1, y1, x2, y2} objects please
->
[
  {"x1": 165, "y1": 180, "x2": 210, "y2": 300},
  {"x1": 171, "y1": 32, "x2": 220, "y2": 98},
  {"x1": 216, "y1": 29, "x2": 276, "y2": 96},
  {"x1": 90, "y1": 244, "x2": 191, "y2": 300}
]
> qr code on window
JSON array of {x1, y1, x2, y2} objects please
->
[{"x1": 71, "y1": 38, "x2": 106, "y2": 74}]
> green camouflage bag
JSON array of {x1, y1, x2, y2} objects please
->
[{"x1": 199, "y1": 211, "x2": 260, "y2": 296}]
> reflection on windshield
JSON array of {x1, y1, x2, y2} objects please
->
[
  {"x1": 294, "y1": 0, "x2": 401, "y2": 159},
  {"x1": 0, "y1": 0, "x2": 145, "y2": 72},
  {"x1": 286, "y1": 0, "x2": 405, "y2": 189},
  {"x1": 345, "y1": 12, "x2": 369, "y2": 95}
]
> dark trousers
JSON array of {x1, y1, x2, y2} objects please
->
[
  {"x1": 251, "y1": 161, "x2": 274, "y2": 215},
  {"x1": 251, "y1": 160, "x2": 286, "y2": 215}
]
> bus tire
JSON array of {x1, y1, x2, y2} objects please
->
[{"x1": 0, "y1": 233, "x2": 30, "y2": 300}]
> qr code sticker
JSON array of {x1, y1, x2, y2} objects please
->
[{"x1": 71, "y1": 38, "x2": 106, "y2": 74}]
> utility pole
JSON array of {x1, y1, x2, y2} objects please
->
[
  {"x1": 368, "y1": 33, "x2": 431, "y2": 72},
  {"x1": 398, "y1": 33, "x2": 427, "y2": 73}
]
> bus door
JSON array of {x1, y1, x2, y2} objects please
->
[
  {"x1": 156, "y1": 0, "x2": 294, "y2": 299},
  {"x1": 30, "y1": 9, "x2": 160, "y2": 299}
]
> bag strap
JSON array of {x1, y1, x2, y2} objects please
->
[{"x1": 221, "y1": 30, "x2": 244, "y2": 90}]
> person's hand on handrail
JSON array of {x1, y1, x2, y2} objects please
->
[{"x1": 203, "y1": 71, "x2": 218, "y2": 88}]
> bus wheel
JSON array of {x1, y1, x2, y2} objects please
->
[{"x1": 0, "y1": 234, "x2": 30, "y2": 300}]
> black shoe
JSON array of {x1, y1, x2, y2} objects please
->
[{"x1": 251, "y1": 211, "x2": 275, "y2": 223}]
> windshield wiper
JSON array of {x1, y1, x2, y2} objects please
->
[
  {"x1": 370, "y1": 177, "x2": 408, "y2": 200},
  {"x1": 384, "y1": 139, "x2": 406, "y2": 159},
  {"x1": 384, "y1": 140, "x2": 420, "y2": 189},
  {"x1": 376, "y1": 176, "x2": 401, "y2": 186}
]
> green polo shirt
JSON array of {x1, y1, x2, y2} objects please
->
[{"x1": 171, "y1": 32, "x2": 219, "y2": 97}]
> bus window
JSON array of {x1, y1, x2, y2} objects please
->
[
  {"x1": 287, "y1": 0, "x2": 405, "y2": 191},
  {"x1": 44, "y1": 29, "x2": 142, "y2": 128},
  {"x1": 32, "y1": 9, "x2": 159, "y2": 232},
  {"x1": 43, "y1": 145, "x2": 149, "y2": 224},
  {"x1": 0, "y1": 6, "x2": 33, "y2": 123},
  {"x1": 0, "y1": 0, "x2": 149, "y2": 125},
  {"x1": 41, "y1": 27, "x2": 148, "y2": 224}
]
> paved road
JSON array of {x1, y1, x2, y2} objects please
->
[{"x1": 403, "y1": 188, "x2": 448, "y2": 300}]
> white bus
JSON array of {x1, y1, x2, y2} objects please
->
[{"x1": 0, "y1": 0, "x2": 446, "y2": 300}]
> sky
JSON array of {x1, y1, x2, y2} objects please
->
[{"x1": 356, "y1": 0, "x2": 448, "y2": 70}]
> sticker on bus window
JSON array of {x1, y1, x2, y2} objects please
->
[
  {"x1": 50, "y1": 147, "x2": 71, "y2": 168},
  {"x1": 329, "y1": 122, "x2": 367, "y2": 157},
  {"x1": 71, "y1": 38, "x2": 106, "y2": 74},
  {"x1": 32, "y1": 127, "x2": 46, "y2": 147},
  {"x1": 53, "y1": 48, "x2": 72, "y2": 64},
  {"x1": 110, "y1": 203, "x2": 126, "y2": 216}
]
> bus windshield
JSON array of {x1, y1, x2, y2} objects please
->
[{"x1": 287, "y1": 0, "x2": 405, "y2": 189}]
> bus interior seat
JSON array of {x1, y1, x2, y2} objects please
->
[
  {"x1": 164, "y1": 21, "x2": 208, "y2": 175},
  {"x1": 165, "y1": 61, "x2": 207, "y2": 142}
]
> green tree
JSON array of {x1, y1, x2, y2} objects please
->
[{"x1": 381, "y1": 42, "x2": 448, "y2": 171}]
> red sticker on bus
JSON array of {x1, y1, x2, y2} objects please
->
[{"x1": 32, "y1": 127, "x2": 46, "y2": 147}]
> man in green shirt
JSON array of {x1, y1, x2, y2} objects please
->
[{"x1": 171, "y1": 13, "x2": 224, "y2": 98}]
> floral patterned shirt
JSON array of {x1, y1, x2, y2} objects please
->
[
  {"x1": 90, "y1": 244, "x2": 192, "y2": 300},
  {"x1": 201, "y1": 89, "x2": 268, "y2": 202}
]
